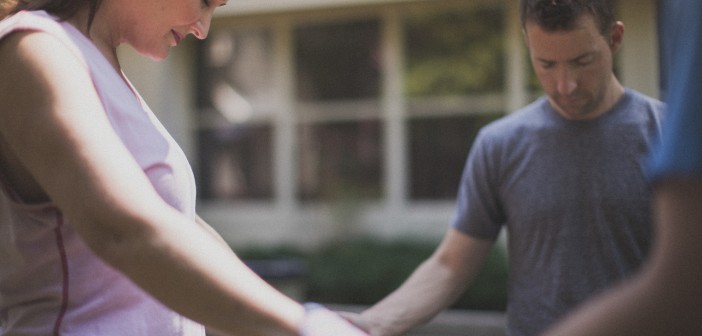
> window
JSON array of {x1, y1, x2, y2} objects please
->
[
  {"x1": 197, "y1": 29, "x2": 275, "y2": 200},
  {"x1": 409, "y1": 115, "x2": 500, "y2": 199},
  {"x1": 295, "y1": 19, "x2": 383, "y2": 200},
  {"x1": 404, "y1": 5, "x2": 506, "y2": 199},
  {"x1": 195, "y1": 3, "x2": 512, "y2": 204}
]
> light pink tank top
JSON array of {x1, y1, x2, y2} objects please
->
[{"x1": 0, "y1": 10, "x2": 204, "y2": 335}]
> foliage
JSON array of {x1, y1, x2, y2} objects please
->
[
  {"x1": 404, "y1": 6, "x2": 505, "y2": 96},
  {"x1": 237, "y1": 237, "x2": 508, "y2": 311}
]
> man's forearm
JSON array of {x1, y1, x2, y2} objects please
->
[{"x1": 361, "y1": 257, "x2": 469, "y2": 336}]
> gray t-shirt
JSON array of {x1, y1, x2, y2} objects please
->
[{"x1": 451, "y1": 90, "x2": 665, "y2": 336}]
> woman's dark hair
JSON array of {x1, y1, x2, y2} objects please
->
[
  {"x1": 4, "y1": 0, "x2": 103, "y2": 31},
  {"x1": 519, "y1": 0, "x2": 616, "y2": 36},
  {"x1": 1, "y1": 0, "x2": 19, "y2": 19}
]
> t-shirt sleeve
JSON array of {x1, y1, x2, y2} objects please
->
[{"x1": 450, "y1": 129, "x2": 505, "y2": 240}]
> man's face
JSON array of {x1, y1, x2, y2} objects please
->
[{"x1": 524, "y1": 15, "x2": 623, "y2": 120}]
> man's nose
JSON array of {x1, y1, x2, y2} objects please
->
[{"x1": 556, "y1": 67, "x2": 577, "y2": 95}]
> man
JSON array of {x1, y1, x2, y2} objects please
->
[
  {"x1": 544, "y1": 0, "x2": 702, "y2": 334},
  {"x1": 342, "y1": 1, "x2": 664, "y2": 335}
]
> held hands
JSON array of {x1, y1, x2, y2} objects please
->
[
  {"x1": 300, "y1": 304, "x2": 369, "y2": 336},
  {"x1": 337, "y1": 311, "x2": 371, "y2": 333}
]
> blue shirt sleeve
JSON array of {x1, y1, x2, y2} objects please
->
[{"x1": 647, "y1": 0, "x2": 702, "y2": 181}]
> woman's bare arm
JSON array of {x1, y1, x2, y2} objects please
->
[{"x1": 0, "y1": 30, "x2": 303, "y2": 336}]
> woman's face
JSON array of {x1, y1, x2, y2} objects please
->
[{"x1": 113, "y1": 0, "x2": 227, "y2": 60}]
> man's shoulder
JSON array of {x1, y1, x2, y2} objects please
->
[
  {"x1": 625, "y1": 89, "x2": 666, "y2": 112},
  {"x1": 480, "y1": 97, "x2": 550, "y2": 137}
]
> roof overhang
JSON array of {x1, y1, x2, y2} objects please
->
[{"x1": 215, "y1": 0, "x2": 431, "y2": 17}]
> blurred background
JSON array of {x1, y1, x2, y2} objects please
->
[{"x1": 119, "y1": 0, "x2": 661, "y2": 332}]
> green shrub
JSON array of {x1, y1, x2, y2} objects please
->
[
  {"x1": 237, "y1": 237, "x2": 508, "y2": 311},
  {"x1": 305, "y1": 238, "x2": 436, "y2": 305}
]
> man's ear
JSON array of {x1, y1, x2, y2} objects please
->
[{"x1": 609, "y1": 21, "x2": 625, "y2": 52}]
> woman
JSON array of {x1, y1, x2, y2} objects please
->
[{"x1": 0, "y1": 0, "x2": 366, "y2": 335}]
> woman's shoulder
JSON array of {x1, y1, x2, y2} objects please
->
[
  {"x1": 3, "y1": 10, "x2": 85, "y2": 58},
  {"x1": 1, "y1": 10, "x2": 59, "y2": 37},
  {"x1": 0, "y1": 26, "x2": 88, "y2": 86},
  {"x1": 0, "y1": 20, "x2": 94, "y2": 128}
]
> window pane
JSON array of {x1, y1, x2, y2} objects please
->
[
  {"x1": 409, "y1": 115, "x2": 502, "y2": 200},
  {"x1": 404, "y1": 6, "x2": 505, "y2": 96},
  {"x1": 298, "y1": 121, "x2": 382, "y2": 201},
  {"x1": 294, "y1": 19, "x2": 383, "y2": 201},
  {"x1": 204, "y1": 29, "x2": 275, "y2": 107},
  {"x1": 295, "y1": 20, "x2": 381, "y2": 101},
  {"x1": 405, "y1": 5, "x2": 506, "y2": 200},
  {"x1": 197, "y1": 29, "x2": 275, "y2": 200},
  {"x1": 197, "y1": 126, "x2": 273, "y2": 200}
]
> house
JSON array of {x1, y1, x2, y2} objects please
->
[{"x1": 118, "y1": 0, "x2": 661, "y2": 249}]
